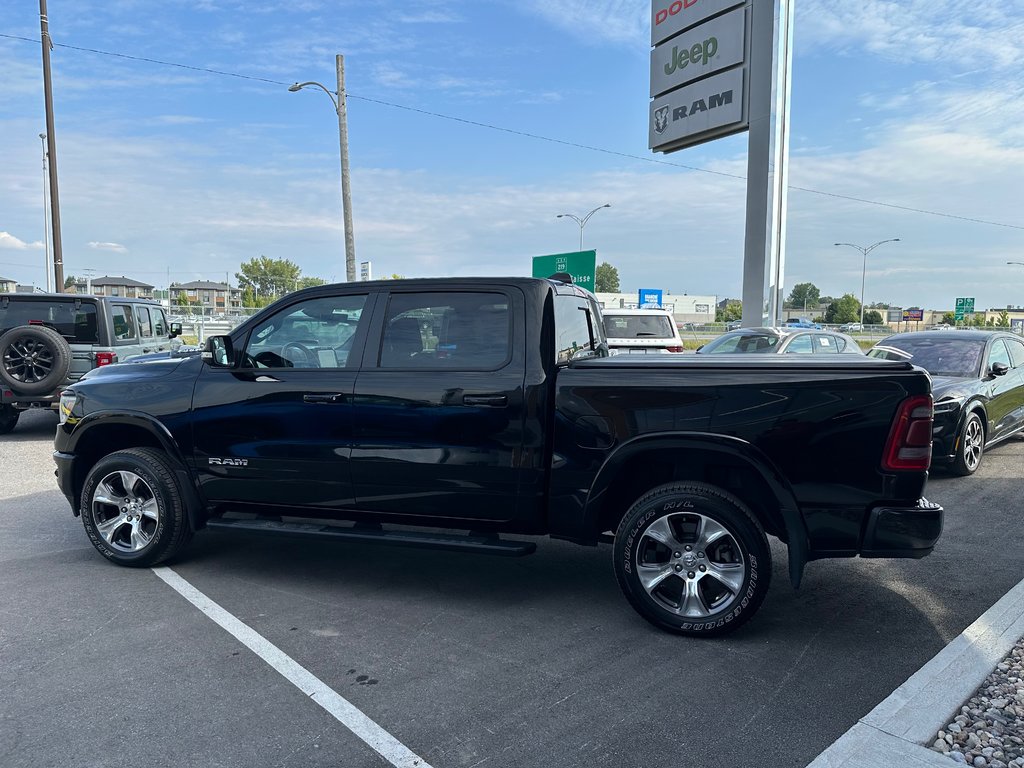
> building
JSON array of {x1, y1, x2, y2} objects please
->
[
  {"x1": 0, "y1": 276, "x2": 16, "y2": 293},
  {"x1": 70, "y1": 275, "x2": 155, "y2": 299},
  {"x1": 596, "y1": 292, "x2": 717, "y2": 324},
  {"x1": 170, "y1": 280, "x2": 243, "y2": 314}
]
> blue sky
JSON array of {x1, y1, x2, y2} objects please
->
[{"x1": 1, "y1": 0, "x2": 1023, "y2": 310}]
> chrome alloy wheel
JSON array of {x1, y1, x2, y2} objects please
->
[
  {"x1": 90, "y1": 470, "x2": 160, "y2": 553},
  {"x1": 635, "y1": 512, "x2": 746, "y2": 618},
  {"x1": 963, "y1": 417, "x2": 984, "y2": 471}
]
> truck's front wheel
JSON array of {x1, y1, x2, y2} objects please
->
[
  {"x1": 613, "y1": 482, "x2": 771, "y2": 637},
  {"x1": 80, "y1": 448, "x2": 193, "y2": 567}
]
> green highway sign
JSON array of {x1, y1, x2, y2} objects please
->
[
  {"x1": 954, "y1": 297, "x2": 975, "y2": 322},
  {"x1": 531, "y1": 250, "x2": 597, "y2": 291}
]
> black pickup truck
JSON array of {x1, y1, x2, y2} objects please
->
[{"x1": 54, "y1": 278, "x2": 942, "y2": 636}]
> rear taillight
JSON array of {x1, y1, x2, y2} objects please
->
[
  {"x1": 882, "y1": 395, "x2": 933, "y2": 471},
  {"x1": 666, "y1": 346, "x2": 684, "y2": 353},
  {"x1": 95, "y1": 351, "x2": 118, "y2": 367}
]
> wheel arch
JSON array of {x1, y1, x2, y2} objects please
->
[
  {"x1": 66, "y1": 412, "x2": 201, "y2": 529},
  {"x1": 584, "y1": 433, "x2": 810, "y2": 587}
]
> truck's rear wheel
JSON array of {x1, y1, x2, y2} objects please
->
[
  {"x1": 613, "y1": 482, "x2": 771, "y2": 636},
  {"x1": 80, "y1": 448, "x2": 193, "y2": 567}
]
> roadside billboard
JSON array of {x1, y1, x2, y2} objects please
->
[
  {"x1": 639, "y1": 288, "x2": 664, "y2": 307},
  {"x1": 902, "y1": 308, "x2": 924, "y2": 322}
]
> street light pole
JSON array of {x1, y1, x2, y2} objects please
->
[
  {"x1": 39, "y1": 133, "x2": 51, "y2": 292},
  {"x1": 834, "y1": 238, "x2": 901, "y2": 326},
  {"x1": 289, "y1": 54, "x2": 356, "y2": 282},
  {"x1": 556, "y1": 204, "x2": 611, "y2": 251}
]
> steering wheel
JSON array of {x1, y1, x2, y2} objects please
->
[{"x1": 281, "y1": 341, "x2": 318, "y2": 368}]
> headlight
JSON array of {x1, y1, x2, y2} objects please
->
[
  {"x1": 58, "y1": 390, "x2": 77, "y2": 425},
  {"x1": 933, "y1": 397, "x2": 964, "y2": 414}
]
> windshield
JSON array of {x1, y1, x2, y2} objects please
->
[
  {"x1": 700, "y1": 332, "x2": 780, "y2": 354},
  {"x1": 603, "y1": 313, "x2": 674, "y2": 339},
  {"x1": 880, "y1": 337, "x2": 985, "y2": 377}
]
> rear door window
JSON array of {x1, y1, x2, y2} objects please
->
[
  {"x1": 784, "y1": 335, "x2": 814, "y2": 354},
  {"x1": 0, "y1": 299, "x2": 98, "y2": 343},
  {"x1": 379, "y1": 292, "x2": 511, "y2": 369},
  {"x1": 111, "y1": 304, "x2": 137, "y2": 341},
  {"x1": 136, "y1": 306, "x2": 153, "y2": 338}
]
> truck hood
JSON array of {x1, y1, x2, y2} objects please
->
[{"x1": 80, "y1": 354, "x2": 199, "y2": 382}]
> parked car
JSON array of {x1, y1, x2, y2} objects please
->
[
  {"x1": 784, "y1": 317, "x2": 821, "y2": 329},
  {"x1": 54, "y1": 277, "x2": 941, "y2": 637},
  {"x1": 840, "y1": 322, "x2": 863, "y2": 332},
  {"x1": 0, "y1": 292, "x2": 181, "y2": 434},
  {"x1": 602, "y1": 308, "x2": 684, "y2": 353},
  {"x1": 696, "y1": 327, "x2": 863, "y2": 355},
  {"x1": 867, "y1": 330, "x2": 1024, "y2": 475},
  {"x1": 725, "y1": 320, "x2": 743, "y2": 331}
]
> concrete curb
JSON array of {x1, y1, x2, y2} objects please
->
[{"x1": 808, "y1": 576, "x2": 1024, "y2": 767}]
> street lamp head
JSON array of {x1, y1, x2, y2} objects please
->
[{"x1": 288, "y1": 83, "x2": 303, "y2": 92}]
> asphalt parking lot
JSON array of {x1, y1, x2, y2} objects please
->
[{"x1": 3, "y1": 409, "x2": 1023, "y2": 768}]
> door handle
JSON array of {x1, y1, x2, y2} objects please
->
[
  {"x1": 303, "y1": 393, "x2": 347, "y2": 404},
  {"x1": 463, "y1": 394, "x2": 508, "y2": 407}
]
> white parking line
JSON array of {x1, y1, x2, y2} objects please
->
[{"x1": 152, "y1": 566, "x2": 433, "y2": 768}]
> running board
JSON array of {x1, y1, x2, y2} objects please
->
[{"x1": 204, "y1": 517, "x2": 537, "y2": 557}]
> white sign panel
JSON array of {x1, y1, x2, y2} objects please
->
[
  {"x1": 650, "y1": 7, "x2": 746, "y2": 97},
  {"x1": 651, "y1": 0, "x2": 745, "y2": 46},
  {"x1": 649, "y1": 67, "x2": 746, "y2": 152}
]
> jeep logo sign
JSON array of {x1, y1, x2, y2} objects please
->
[
  {"x1": 651, "y1": 0, "x2": 744, "y2": 46},
  {"x1": 650, "y1": 7, "x2": 746, "y2": 97},
  {"x1": 649, "y1": 68, "x2": 746, "y2": 152}
]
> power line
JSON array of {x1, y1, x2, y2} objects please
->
[{"x1": 3, "y1": 32, "x2": 1022, "y2": 231}]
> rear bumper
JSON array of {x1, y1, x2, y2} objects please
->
[{"x1": 860, "y1": 498, "x2": 943, "y2": 558}]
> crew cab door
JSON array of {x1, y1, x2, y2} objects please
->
[
  {"x1": 190, "y1": 291, "x2": 374, "y2": 509},
  {"x1": 350, "y1": 288, "x2": 528, "y2": 522}
]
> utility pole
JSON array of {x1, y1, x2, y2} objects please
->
[
  {"x1": 39, "y1": 133, "x2": 52, "y2": 292},
  {"x1": 39, "y1": 0, "x2": 64, "y2": 289},
  {"x1": 336, "y1": 55, "x2": 356, "y2": 282}
]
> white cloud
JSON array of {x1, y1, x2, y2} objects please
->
[
  {"x1": 88, "y1": 241, "x2": 128, "y2": 253},
  {"x1": 0, "y1": 232, "x2": 43, "y2": 250},
  {"x1": 797, "y1": 0, "x2": 1024, "y2": 70},
  {"x1": 520, "y1": 0, "x2": 649, "y2": 47}
]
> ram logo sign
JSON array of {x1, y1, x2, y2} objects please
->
[
  {"x1": 209, "y1": 457, "x2": 249, "y2": 467},
  {"x1": 649, "y1": 68, "x2": 746, "y2": 152}
]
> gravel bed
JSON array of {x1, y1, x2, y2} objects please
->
[{"x1": 931, "y1": 637, "x2": 1024, "y2": 767}]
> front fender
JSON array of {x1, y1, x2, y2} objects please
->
[{"x1": 584, "y1": 432, "x2": 810, "y2": 587}]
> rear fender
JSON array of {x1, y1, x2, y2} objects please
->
[{"x1": 585, "y1": 433, "x2": 810, "y2": 587}]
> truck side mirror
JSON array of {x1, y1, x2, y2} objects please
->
[
  {"x1": 991, "y1": 361, "x2": 1010, "y2": 377},
  {"x1": 202, "y1": 335, "x2": 234, "y2": 367},
  {"x1": 169, "y1": 322, "x2": 182, "y2": 338}
]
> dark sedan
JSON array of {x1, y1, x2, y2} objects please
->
[{"x1": 868, "y1": 330, "x2": 1024, "y2": 475}]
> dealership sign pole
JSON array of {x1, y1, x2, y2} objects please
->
[{"x1": 650, "y1": 0, "x2": 794, "y2": 328}]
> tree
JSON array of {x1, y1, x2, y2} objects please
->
[
  {"x1": 236, "y1": 256, "x2": 302, "y2": 299},
  {"x1": 595, "y1": 262, "x2": 620, "y2": 293},
  {"x1": 786, "y1": 282, "x2": 820, "y2": 311},
  {"x1": 823, "y1": 293, "x2": 861, "y2": 324},
  {"x1": 864, "y1": 310, "x2": 884, "y2": 325},
  {"x1": 997, "y1": 310, "x2": 1010, "y2": 327},
  {"x1": 942, "y1": 312, "x2": 956, "y2": 325},
  {"x1": 716, "y1": 301, "x2": 742, "y2": 322},
  {"x1": 63, "y1": 274, "x2": 77, "y2": 289},
  {"x1": 297, "y1": 276, "x2": 327, "y2": 290}
]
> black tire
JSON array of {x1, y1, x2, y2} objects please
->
[
  {"x1": 951, "y1": 411, "x2": 985, "y2": 476},
  {"x1": 613, "y1": 482, "x2": 771, "y2": 637},
  {"x1": 0, "y1": 325, "x2": 72, "y2": 396},
  {"x1": 0, "y1": 404, "x2": 18, "y2": 435},
  {"x1": 80, "y1": 448, "x2": 194, "y2": 567}
]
